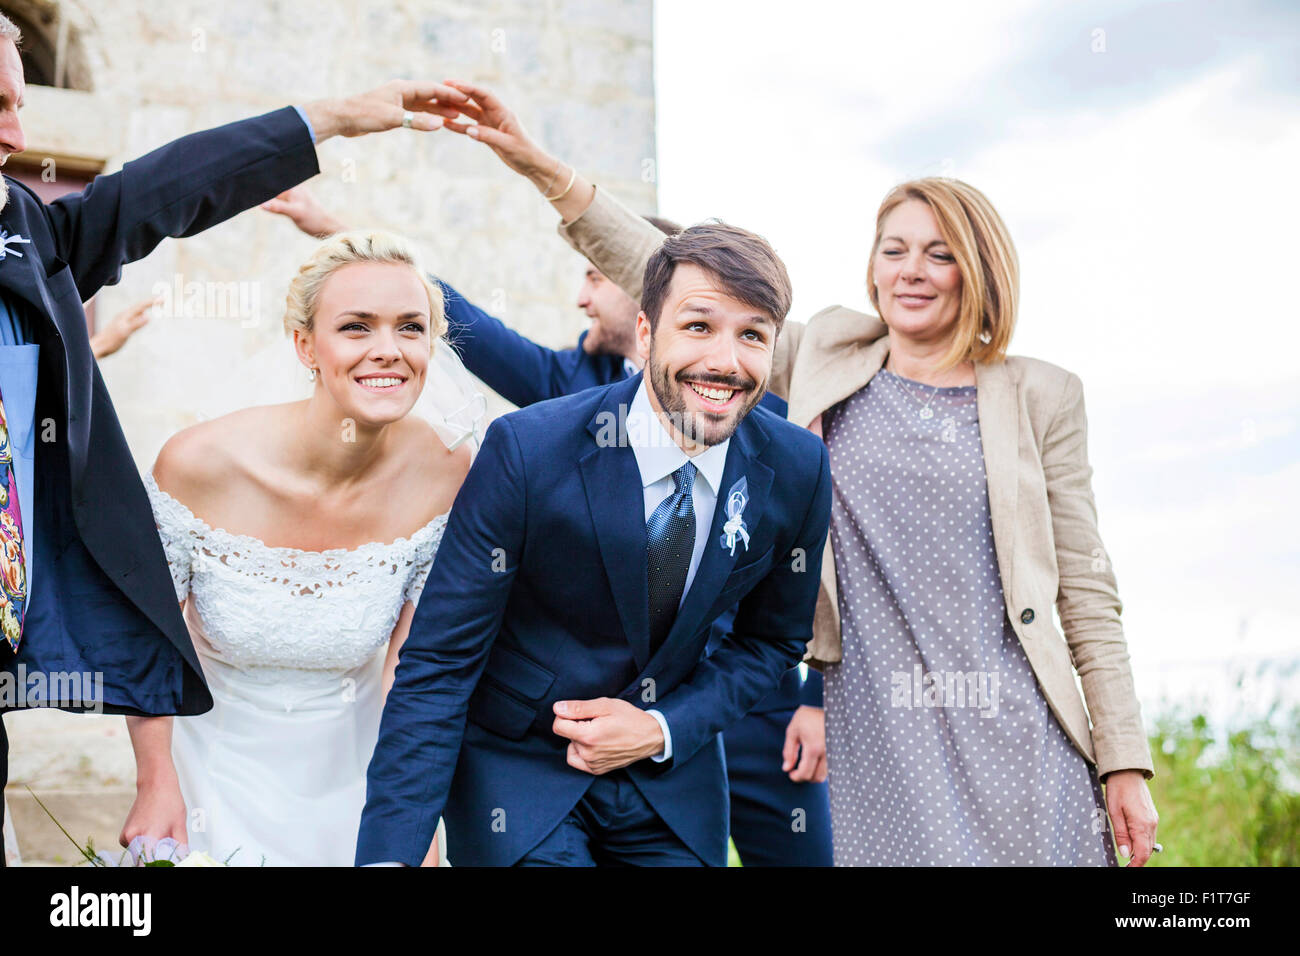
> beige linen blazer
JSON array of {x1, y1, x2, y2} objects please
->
[{"x1": 556, "y1": 188, "x2": 1154, "y2": 779}]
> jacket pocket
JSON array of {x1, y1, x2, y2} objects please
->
[
  {"x1": 44, "y1": 258, "x2": 82, "y2": 302},
  {"x1": 467, "y1": 682, "x2": 539, "y2": 741},
  {"x1": 465, "y1": 643, "x2": 557, "y2": 740},
  {"x1": 482, "y1": 642, "x2": 556, "y2": 700},
  {"x1": 716, "y1": 545, "x2": 775, "y2": 603}
]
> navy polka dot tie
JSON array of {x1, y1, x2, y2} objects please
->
[{"x1": 646, "y1": 462, "x2": 696, "y2": 654}]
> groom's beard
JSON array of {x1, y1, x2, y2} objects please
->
[
  {"x1": 648, "y1": 350, "x2": 764, "y2": 447},
  {"x1": 0, "y1": 174, "x2": 8, "y2": 213}
]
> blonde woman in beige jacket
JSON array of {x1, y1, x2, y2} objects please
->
[{"x1": 429, "y1": 80, "x2": 1159, "y2": 867}]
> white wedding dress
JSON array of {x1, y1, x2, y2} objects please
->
[{"x1": 144, "y1": 471, "x2": 450, "y2": 867}]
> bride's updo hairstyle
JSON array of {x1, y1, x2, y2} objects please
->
[{"x1": 283, "y1": 230, "x2": 448, "y2": 347}]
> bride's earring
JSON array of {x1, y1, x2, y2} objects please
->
[{"x1": 308, "y1": 366, "x2": 317, "y2": 382}]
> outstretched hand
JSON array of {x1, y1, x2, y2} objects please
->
[
  {"x1": 425, "y1": 79, "x2": 555, "y2": 181},
  {"x1": 430, "y1": 79, "x2": 596, "y2": 221},
  {"x1": 301, "y1": 80, "x2": 471, "y2": 142},
  {"x1": 90, "y1": 297, "x2": 157, "y2": 360},
  {"x1": 261, "y1": 186, "x2": 347, "y2": 239}
]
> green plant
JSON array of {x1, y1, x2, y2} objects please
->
[{"x1": 1144, "y1": 699, "x2": 1300, "y2": 866}]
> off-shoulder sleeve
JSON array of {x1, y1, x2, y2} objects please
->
[
  {"x1": 401, "y1": 518, "x2": 446, "y2": 607},
  {"x1": 142, "y1": 471, "x2": 199, "y2": 603}
]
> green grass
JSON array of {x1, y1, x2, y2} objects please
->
[{"x1": 1144, "y1": 703, "x2": 1299, "y2": 866}]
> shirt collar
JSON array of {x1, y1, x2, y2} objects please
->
[{"x1": 628, "y1": 378, "x2": 730, "y2": 497}]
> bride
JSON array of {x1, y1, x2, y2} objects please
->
[{"x1": 119, "y1": 230, "x2": 480, "y2": 866}]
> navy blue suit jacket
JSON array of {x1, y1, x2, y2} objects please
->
[
  {"x1": 356, "y1": 372, "x2": 832, "y2": 866},
  {"x1": 0, "y1": 106, "x2": 319, "y2": 717},
  {"x1": 438, "y1": 280, "x2": 821, "y2": 710}
]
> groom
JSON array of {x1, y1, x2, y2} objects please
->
[{"x1": 357, "y1": 222, "x2": 832, "y2": 866}]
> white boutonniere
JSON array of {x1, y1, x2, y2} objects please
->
[
  {"x1": 0, "y1": 229, "x2": 30, "y2": 260},
  {"x1": 718, "y1": 476, "x2": 750, "y2": 556}
]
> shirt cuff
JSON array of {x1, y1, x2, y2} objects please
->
[
  {"x1": 292, "y1": 105, "x2": 317, "y2": 143},
  {"x1": 645, "y1": 709, "x2": 672, "y2": 763},
  {"x1": 799, "y1": 664, "x2": 825, "y2": 708}
]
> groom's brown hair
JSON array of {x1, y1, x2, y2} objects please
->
[{"x1": 640, "y1": 222, "x2": 792, "y2": 333}]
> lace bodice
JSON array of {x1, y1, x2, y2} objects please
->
[{"x1": 143, "y1": 471, "x2": 448, "y2": 674}]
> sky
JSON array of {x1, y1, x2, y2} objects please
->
[{"x1": 654, "y1": 0, "x2": 1300, "y2": 726}]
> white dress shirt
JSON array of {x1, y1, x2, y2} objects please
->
[{"x1": 625, "y1": 378, "x2": 731, "y2": 762}]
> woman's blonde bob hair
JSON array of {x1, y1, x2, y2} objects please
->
[
  {"x1": 283, "y1": 229, "x2": 448, "y2": 347},
  {"x1": 866, "y1": 178, "x2": 1019, "y2": 368}
]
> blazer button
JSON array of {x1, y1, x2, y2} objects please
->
[{"x1": 1020, "y1": 608, "x2": 1035, "y2": 625}]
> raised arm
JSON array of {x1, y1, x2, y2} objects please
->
[
  {"x1": 431, "y1": 81, "x2": 662, "y2": 303},
  {"x1": 41, "y1": 81, "x2": 467, "y2": 301},
  {"x1": 431, "y1": 80, "x2": 803, "y2": 399}
]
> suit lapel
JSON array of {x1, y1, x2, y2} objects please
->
[
  {"x1": 0, "y1": 201, "x2": 91, "y2": 487},
  {"x1": 0, "y1": 202, "x2": 56, "y2": 322},
  {"x1": 579, "y1": 375, "x2": 652, "y2": 669},
  {"x1": 787, "y1": 325, "x2": 889, "y2": 637},
  {"x1": 638, "y1": 411, "x2": 773, "y2": 678},
  {"x1": 975, "y1": 360, "x2": 1019, "y2": 602}
]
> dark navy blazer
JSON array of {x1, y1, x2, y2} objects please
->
[
  {"x1": 0, "y1": 106, "x2": 319, "y2": 717},
  {"x1": 357, "y1": 372, "x2": 832, "y2": 866},
  {"x1": 438, "y1": 280, "x2": 822, "y2": 710}
]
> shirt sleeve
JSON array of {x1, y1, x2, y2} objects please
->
[
  {"x1": 292, "y1": 105, "x2": 318, "y2": 143},
  {"x1": 645, "y1": 709, "x2": 673, "y2": 762}
]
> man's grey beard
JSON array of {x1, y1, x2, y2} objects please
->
[{"x1": 0, "y1": 173, "x2": 8, "y2": 212}]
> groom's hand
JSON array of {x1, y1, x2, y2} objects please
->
[{"x1": 552, "y1": 698, "x2": 664, "y2": 775}]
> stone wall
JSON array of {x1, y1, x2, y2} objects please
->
[
  {"x1": 13, "y1": 0, "x2": 657, "y2": 467},
  {"x1": 2, "y1": 0, "x2": 655, "y2": 865}
]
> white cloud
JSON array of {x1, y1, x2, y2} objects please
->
[
  {"x1": 654, "y1": 0, "x2": 1300, "y2": 718},
  {"x1": 964, "y1": 55, "x2": 1300, "y2": 394}
]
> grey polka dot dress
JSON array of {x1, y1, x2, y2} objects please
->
[{"x1": 821, "y1": 368, "x2": 1116, "y2": 867}]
